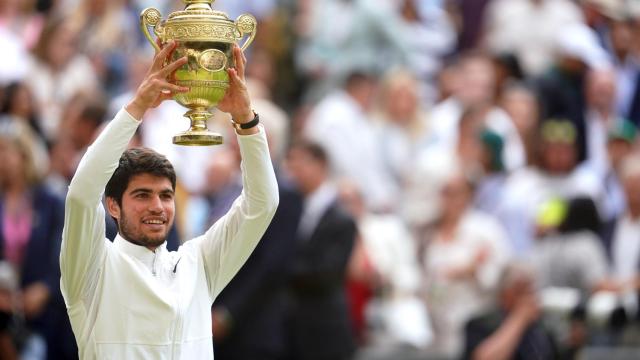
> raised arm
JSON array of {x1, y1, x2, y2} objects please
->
[
  {"x1": 60, "y1": 42, "x2": 188, "y2": 304},
  {"x1": 195, "y1": 45, "x2": 279, "y2": 300}
]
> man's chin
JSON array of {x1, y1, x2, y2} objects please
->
[
  {"x1": 121, "y1": 232, "x2": 168, "y2": 249},
  {"x1": 142, "y1": 234, "x2": 168, "y2": 248}
]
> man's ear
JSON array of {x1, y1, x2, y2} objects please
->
[{"x1": 106, "y1": 197, "x2": 121, "y2": 221}]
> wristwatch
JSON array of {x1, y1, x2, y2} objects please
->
[{"x1": 231, "y1": 112, "x2": 259, "y2": 130}]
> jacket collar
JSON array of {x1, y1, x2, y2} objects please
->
[{"x1": 114, "y1": 234, "x2": 166, "y2": 270}]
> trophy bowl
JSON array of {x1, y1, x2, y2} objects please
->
[{"x1": 140, "y1": 0, "x2": 257, "y2": 145}]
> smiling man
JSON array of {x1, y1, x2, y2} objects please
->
[{"x1": 59, "y1": 42, "x2": 279, "y2": 359}]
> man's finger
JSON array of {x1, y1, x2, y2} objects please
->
[
  {"x1": 233, "y1": 45, "x2": 246, "y2": 82},
  {"x1": 227, "y1": 68, "x2": 245, "y2": 89},
  {"x1": 151, "y1": 40, "x2": 176, "y2": 71},
  {"x1": 160, "y1": 56, "x2": 188, "y2": 77},
  {"x1": 155, "y1": 38, "x2": 163, "y2": 54},
  {"x1": 158, "y1": 81, "x2": 190, "y2": 93}
]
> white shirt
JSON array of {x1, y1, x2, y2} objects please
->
[
  {"x1": 428, "y1": 98, "x2": 526, "y2": 171},
  {"x1": 423, "y1": 211, "x2": 511, "y2": 357},
  {"x1": 297, "y1": 181, "x2": 337, "y2": 240},
  {"x1": 484, "y1": 0, "x2": 583, "y2": 76},
  {"x1": 613, "y1": 215, "x2": 640, "y2": 284},
  {"x1": 304, "y1": 91, "x2": 397, "y2": 211},
  {"x1": 59, "y1": 109, "x2": 279, "y2": 359}
]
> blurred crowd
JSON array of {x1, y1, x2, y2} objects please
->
[{"x1": 1, "y1": 0, "x2": 640, "y2": 359}]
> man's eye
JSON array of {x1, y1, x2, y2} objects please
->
[
  {"x1": 135, "y1": 193, "x2": 148, "y2": 199},
  {"x1": 161, "y1": 194, "x2": 174, "y2": 201}
]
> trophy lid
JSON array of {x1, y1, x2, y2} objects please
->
[{"x1": 168, "y1": 0, "x2": 230, "y2": 21}]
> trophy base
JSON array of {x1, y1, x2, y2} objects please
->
[{"x1": 173, "y1": 130, "x2": 223, "y2": 146}]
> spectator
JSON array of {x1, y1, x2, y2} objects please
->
[
  {"x1": 484, "y1": 0, "x2": 584, "y2": 76},
  {"x1": 285, "y1": 140, "x2": 356, "y2": 360},
  {"x1": 600, "y1": 120, "x2": 638, "y2": 249},
  {"x1": 0, "y1": 82, "x2": 49, "y2": 175},
  {"x1": 610, "y1": 155, "x2": 640, "y2": 315},
  {"x1": 24, "y1": 15, "x2": 99, "y2": 141},
  {"x1": 602, "y1": 12, "x2": 640, "y2": 126},
  {"x1": 473, "y1": 129, "x2": 509, "y2": 220},
  {"x1": 499, "y1": 83, "x2": 540, "y2": 166},
  {"x1": 534, "y1": 22, "x2": 611, "y2": 163},
  {"x1": 0, "y1": 121, "x2": 76, "y2": 359},
  {"x1": 304, "y1": 72, "x2": 397, "y2": 212},
  {"x1": 419, "y1": 167, "x2": 511, "y2": 358},
  {"x1": 429, "y1": 52, "x2": 525, "y2": 171},
  {"x1": 339, "y1": 180, "x2": 431, "y2": 349},
  {"x1": 372, "y1": 68, "x2": 431, "y2": 190},
  {"x1": 583, "y1": 68, "x2": 621, "y2": 176},
  {"x1": 68, "y1": 0, "x2": 137, "y2": 95},
  {"x1": 0, "y1": 82, "x2": 44, "y2": 139},
  {"x1": 463, "y1": 263, "x2": 556, "y2": 360},
  {"x1": 501, "y1": 120, "x2": 603, "y2": 254},
  {"x1": 0, "y1": 261, "x2": 18, "y2": 359},
  {"x1": 531, "y1": 197, "x2": 609, "y2": 295}
]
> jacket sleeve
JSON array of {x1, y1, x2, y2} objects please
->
[
  {"x1": 195, "y1": 125, "x2": 279, "y2": 301},
  {"x1": 59, "y1": 108, "x2": 141, "y2": 305}
]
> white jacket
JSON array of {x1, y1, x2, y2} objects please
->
[{"x1": 60, "y1": 108, "x2": 279, "y2": 359}]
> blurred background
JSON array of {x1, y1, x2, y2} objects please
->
[{"x1": 1, "y1": 0, "x2": 640, "y2": 359}]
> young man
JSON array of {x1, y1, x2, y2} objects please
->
[{"x1": 59, "y1": 42, "x2": 279, "y2": 359}]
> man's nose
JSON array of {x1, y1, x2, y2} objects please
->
[{"x1": 149, "y1": 195, "x2": 163, "y2": 213}]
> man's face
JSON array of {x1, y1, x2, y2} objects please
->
[
  {"x1": 108, "y1": 173, "x2": 175, "y2": 250},
  {"x1": 285, "y1": 148, "x2": 325, "y2": 195},
  {"x1": 542, "y1": 142, "x2": 577, "y2": 174}
]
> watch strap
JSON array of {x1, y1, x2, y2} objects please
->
[{"x1": 232, "y1": 112, "x2": 259, "y2": 130}]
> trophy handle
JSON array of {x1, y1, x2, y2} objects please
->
[
  {"x1": 140, "y1": 8, "x2": 164, "y2": 52},
  {"x1": 235, "y1": 14, "x2": 257, "y2": 51}
]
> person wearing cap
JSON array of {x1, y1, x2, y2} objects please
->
[
  {"x1": 474, "y1": 130, "x2": 513, "y2": 248},
  {"x1": 500, "y1": 120, "x2": 603, "y2": 254},
  {"x1": 599, "y1": 119, "x2": 638, "y2": 248},
  {"x1": 534, "y1": 22, "x2": 612, "y2": 164}
]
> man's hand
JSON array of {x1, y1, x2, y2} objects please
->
[
  {"x1": 512, "y1": 292, "x2": 540, "y2": 326},
  {"x1": 211, "y1": 307, "x2": 233, "y2": 341},
  {"x1": 22, "y1": 282, "x2": 50, "y2": 319},
  {"x1": 217, "y1": 45, "x2": 257, "y2": 135},
  {"x1": 125, "y1": 40, "x2": 189, "y2": 120}
]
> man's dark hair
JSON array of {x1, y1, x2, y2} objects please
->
[
  {"x1": 79, "y1": 101, "x2": 107, "y2": 129},
  {"x1": 105, "y1": 148, "x2": 176, "y2": 207},
  {"x1": 289, "y1": 140, "x2": 328, "y2": 166},
  {"x1": 344, "y1": 71, "x2": 375, "y2": 91}
]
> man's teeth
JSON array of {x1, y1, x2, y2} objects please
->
[{"x1": 144, "y1": 220, "x2": 164, "y2": 224}]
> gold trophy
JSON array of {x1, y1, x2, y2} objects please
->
[{"x1": 140, "y1": 0, "x2": 257, "y2": 145}]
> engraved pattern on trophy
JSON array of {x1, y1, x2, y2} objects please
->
[
  {"x1": 164, "y1": 23, "x2": 237, "y2": 42},
  {"x1": 139, "y1": 0, "x2": 257, "y2": 146}
]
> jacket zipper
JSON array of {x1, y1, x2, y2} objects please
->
[{"x1": 152, "y1": 250, "x2": 157, "y2": 277}]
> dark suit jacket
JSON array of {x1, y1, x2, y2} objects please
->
[
  {"x1": 213, "y1": 178, "x2": 303, "y2": 360},
  {"x1": 0, "y1": 186, "x2": 77, "y2": 359},
  {"x1": 286, "y1": 199, "x2": 357, "y2": 360},
  {"x1": 628, "y1": 72, "x2": 640, "y2": 127}
]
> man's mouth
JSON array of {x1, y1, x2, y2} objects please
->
[{"x1": 142, "y1": 219, "x2": 166, "y2": 225}]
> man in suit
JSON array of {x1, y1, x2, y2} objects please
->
[{"x1": 284, "y1": 141, "x2": 357, "y2": 360}]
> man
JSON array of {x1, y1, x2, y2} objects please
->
[
  {"x1": 303, "y1": 72, "x2": 397, "y2": 212},
  {"x1": 59, "y1": 42, "x2": 279, "y2": 359},
  {"x1": 285, "y1": 141, "x2": 356, "y2": 360},
  {"x1": 464, "y1": 263, "x2": 556, "y2": 360}
]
